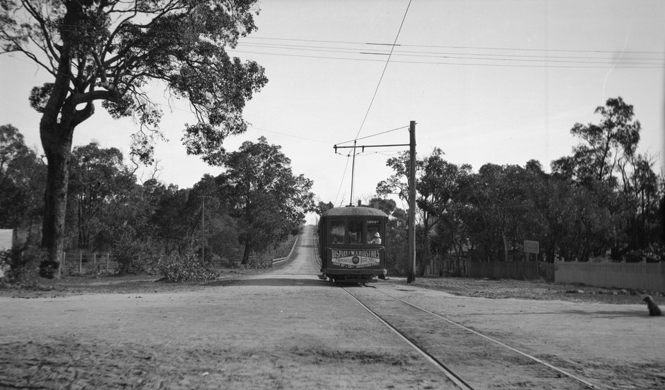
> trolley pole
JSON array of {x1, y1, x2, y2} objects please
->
[{"x1": 407, "y1": 120, "x2": 416, "y2": 283}]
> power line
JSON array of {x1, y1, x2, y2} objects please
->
[
  {"x1": 354, "y1": 0, "x2": 413, "y2": 141},
  {"x1": 242, "y1": 36, "x2": 665, "y2": 56},
  {"x1": 231, "y1": 49, "x2": 663, "y2": 69},
  {"x1": 334, "y1": 152, "x2": 352, "y2": 206},
  {"x1": 236, "y1": 41, "x2": 665, "y2": 64},
  {"x1": 335, "y1": 125, "x2": 409, "y2": 146}
]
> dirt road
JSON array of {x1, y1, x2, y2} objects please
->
[{"x1": 1, "y1": 226, "x2": 664, "y2": 389}]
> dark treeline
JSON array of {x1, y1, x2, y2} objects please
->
[
  {"x1": 0, "y1": 131, "x2": 314, "y2": 274},
  {"x1": 3, "y1": 97, "x2": 664, "y2": 278},
  {"x1": 320, "y1": 98, "x2": 664, "y2": 275}
]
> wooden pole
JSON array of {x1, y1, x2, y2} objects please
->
[
  {"x1": 407, "y1": 120, "x2": 417, "y2": 283},
  {"x1": 202, "y1": 196, "x2": 205, "y2": 261},
  {"x1": 78, "y1": 250, "x2": 82, "y2": 275},
  {"x1": 350, "y1": 140, "x2": 357, "y2": 206}
]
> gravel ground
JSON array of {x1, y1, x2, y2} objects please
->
[
  {"x1": 2, "y1": 236, "x2": 664, "y2": 390},
  {"x1": 3, "y1": 269, "x2": 663, "y2": 307},
  {"x1": 408, "y1": 276, "x2": 664, "y2": 305}
]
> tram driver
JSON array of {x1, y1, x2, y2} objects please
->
[{"x1": 368, "y1": 232, "x2": 382, "y2": 245}]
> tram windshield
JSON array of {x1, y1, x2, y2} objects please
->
[
  {"x1": 328, "y1": 217, "x2": 384, "y2": 245},
  {"x1": 330, "y1": 221, "x2": 345, "y2": 244},
  {"x1": 348, "y1": 219, "x2": 363, "y2": 244},
  {"x1": 366, "y1": 219, "x2": 382, "y2": 245}
]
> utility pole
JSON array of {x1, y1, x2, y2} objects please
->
[
  {"x1": 332, "y1": 121, "x2": 417, "y2": 283},
  {"x1": 350, "y1": 140, "x2": 357, "y2": 206},
  {"x1": 199, "y1": 196, "x2": 212, "y2": 262},
  {"x1": 407, "y1": 120, "x2": 416, "y2": 283}
]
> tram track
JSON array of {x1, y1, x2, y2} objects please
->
[
  {"x1": 342, "y1": 285, "x2": 475, "y2": 390},
  {"x1": 342, "y1": 285, "x2": 603, "y2": 390}
]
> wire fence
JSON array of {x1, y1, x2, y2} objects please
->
[{"x1": 60, "y1": 251, "x2": 118, "y2": 276}]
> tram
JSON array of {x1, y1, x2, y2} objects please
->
[{"x1": 317, "y1": 206, "x2": 388, "y2": 283}]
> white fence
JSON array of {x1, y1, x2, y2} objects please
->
[{"x1": 555, "y1": 261, "x2": 665, "y2": 293}]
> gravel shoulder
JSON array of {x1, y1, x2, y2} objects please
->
[{"x1": 3, "y1": 268, "x2": 660, "y2": 306}]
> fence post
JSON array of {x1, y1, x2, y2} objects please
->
[
  {"x1": 93, "y1": 253, "x2": 97, "y2": 274},
  {"x1": 79, "y1": 250, "x2": 82, "y2": 275},
  {"x1": 106, "y1": 252, "x2": 110, "y2": 273},
  {"x1": 62, "y1": 251, "x2": 66, "y2": 277}
]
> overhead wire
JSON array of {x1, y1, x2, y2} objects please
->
[
  {"x1": 232, "y1": 49, "x2": 663, "y2": 68},
  {"x1": 242, "y1": 36, "x2": 665, "y2": 56},
  {"x1": 354, "y1": 0, "x2": 412, "y2": 141},
  {"x1": 236, "y1": 41, "x2": 664, "y2": 66},
  {"x1": 335, "y1": 125, "x2": 409, "y2": 146},
  {"x1": 334, "y1": 152, "x2": 352, "y2": 206}
]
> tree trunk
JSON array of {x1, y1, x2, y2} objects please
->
[
  {"x1": 40, "y1": 124, "x2": 75, "y2": 277},
  {"x1": 241, "y1": 240, "x2": 251, "y2": 264}
]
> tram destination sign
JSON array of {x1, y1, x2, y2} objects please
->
[{"x1": 330, "y1": 249, "x2": 380, "y2": 268}]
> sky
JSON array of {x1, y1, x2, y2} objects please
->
[{"x1": 1, "y1": 0, "x2": 664, "y2": 220}]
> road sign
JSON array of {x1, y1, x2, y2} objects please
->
[{"x1": 524, "y1": 240, "x2": 539, "y2": 254}]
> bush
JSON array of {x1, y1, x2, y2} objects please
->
[
  {"x1": 0, "y1": 246, "x2": 46, "y2": 285},
  {"x1": 112, "y1": 231, "x2": 151, "y2": 275},
  {"x1": 157, "y1": 252, "x2": 220, "y2": 282},
  {"x1": 623, "y1": 247, "x2": 665, "y2": 263}
]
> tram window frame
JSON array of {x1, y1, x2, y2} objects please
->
[{"x1": 329, "y1": 220, "x2": 346, "y2": 245}]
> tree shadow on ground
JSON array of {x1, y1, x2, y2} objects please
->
[{"x1": 203, "y1": 278, "x2": 335, "y2": 288}]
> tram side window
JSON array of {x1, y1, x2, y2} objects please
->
[
  {"x1": 348, "y1": 219, "x2": 363, "y2": 244},
  {"x1": 330, "y1": 221, "x2": 345, "y2": 244},
  {"x1": 367, "y1": 219, "x2": 382, "y2": 245}
]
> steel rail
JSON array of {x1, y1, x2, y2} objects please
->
[
  {"x1": 342, "y1": 287, "x2": 475, "y2": 390},
  {"x1": 375, "y1": 289, "x2": 603, "y2": 390}
]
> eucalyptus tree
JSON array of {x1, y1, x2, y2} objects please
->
[
  {"x1": 1, "y1": 0, "x2": 268, "y2": 274},
  {"x1": 220, "y1": 137, "x2": 314, "y2": 264},
  {"x1": 67, "y1": 142, "x2": 135, "y2": 250},
  {"x1": 552, "y1": 97, "x2": 641, "y2": 185},
  {"x1": 0, "y1": 124, "x2": 46, "y2": 233},
  {"x1": 551, "y1": 97, "x2": 660, "y2": 255},
  {"x1": 378, "y1": 148, "x2": 470, "y2": 275}
]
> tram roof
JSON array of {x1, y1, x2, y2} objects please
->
[{"x1": 322, "y1": 206, "x2": 388, "y2": 218}]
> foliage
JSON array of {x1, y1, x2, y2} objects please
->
[
  {"x1": 220, "y1": 137, "x2": 315, "y2": 264},
  {"x1": 1, "y1": 0, "x2": 268, "y2": 267},
  {"x1": 157, "y1": 252, "x2": 220, "y2": 282},
  {"x1": 377, "y1": 148, "x2": 472, "y2": 274},
  {"x1": 314, "y1": 201, "x2": 334, "y2": 216},
  {"x1": 111, "y1": 229, "x2": 149, "y2": 275},
  {"x1": 0, "y1": 246, "x2": 47, "y2": 284},
  {"x1": 67, "y1": 142, "x2": 137, "y2": 250},
  {"x1": 0, "y1": 124, "x2": 45, "y2": 229},
  {"x1": 623, "y1": 247, "x2": 665, "y2": 263},
  {"x1": 384, "y1": 207, "x2": 408, "y2": 274},
  {"x1": 375, "y1": 97, "x2": 663, "y2": 271}
]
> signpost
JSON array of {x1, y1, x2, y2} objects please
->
[{"x1": 524, "y1": 240, "x2": 539, "y2": 261}]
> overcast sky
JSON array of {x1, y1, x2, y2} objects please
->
[{"x1": 1, "y1": 0, "x2": 664, "y2": 215}]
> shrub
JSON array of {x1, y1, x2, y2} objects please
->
[
  {"x1": 624, "y1": 248, "x2": 665, "y2": 263},
  {"x1": 0, "y1": 246, "x2": 46, "y2": 285},
  {"x1": 157, "y1": 252, "x2": 220, "y2": 282},
  {"x1": 112, "y1": 230, "x2": 151, "y2": 275}
]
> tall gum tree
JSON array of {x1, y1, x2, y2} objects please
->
[
  {"x1": 220, "y1": 137, "x2": 314, "y2": 264},
  {"x1": 1, "y1": 0, "x2": 268, "y2": 274}
]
